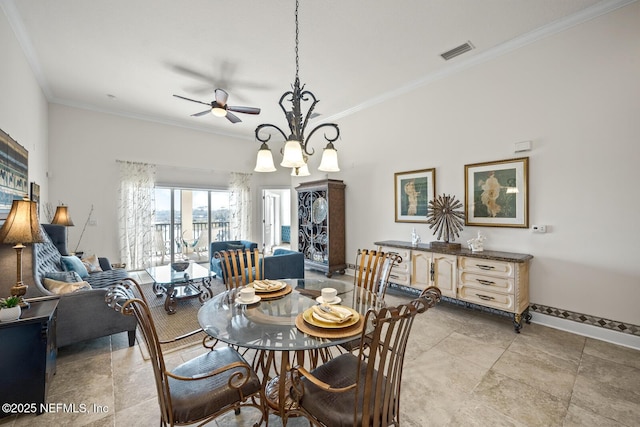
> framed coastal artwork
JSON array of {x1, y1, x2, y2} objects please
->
[
  {"x1": 0, "y1": 128, "x2": 29, "y2": 219},
  {"x1": 464, "y1": 157, "x2": 529, "y2": 228},
  {"x1": 394, "y1": 168, "x2": 435, "y2": 223}
]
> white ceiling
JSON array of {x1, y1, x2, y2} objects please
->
[{"x1": 3, "y1": 0, "x2": 631, "y2": 141}]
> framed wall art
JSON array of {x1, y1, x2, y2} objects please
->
[
  {"x1": 464, "y1": 157, "x2": 528, "y2": 228},
  {"x1": 394, "y1": 168, "x2": 435, "y2": 223},
  {"x1": 30, "y1": 181, "x2": 40, "y2": 214},
  {"x1": 0, "y1": 128, "x2": 29, "y2": 219}
]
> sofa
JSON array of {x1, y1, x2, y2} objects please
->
[{"x1": 32, "y1": 224, "x2": 137, "y2": 347}]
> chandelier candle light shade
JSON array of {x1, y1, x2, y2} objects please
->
[
  {"x1": 0, "y1": 198, "x2": 47, "y2": 308},
  {"x1": 254, "y1": 0, "x2": 341, "y2": 176}
]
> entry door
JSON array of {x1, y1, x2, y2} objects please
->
[{"x1": 263, "y1": 193, "x2": 276, "y2": 254}]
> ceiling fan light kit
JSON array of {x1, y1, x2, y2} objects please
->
[
  {"x1": 211, "y1": 106, "x2": 227, "y2": 117},
  {"x1": 254, "y1": 0, "x2": 341, "y2": 175},
  {"x1": 173, "y1": 88, "x2": 260, "y2": 123}
]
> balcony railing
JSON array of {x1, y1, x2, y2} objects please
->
[{"x1": 153, "y1": 221, "x2": 230, "y2": 264}]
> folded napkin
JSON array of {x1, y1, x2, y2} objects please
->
[
  {"x1": 252, "y1": 280, "x2": 284, "y2": 291},
  {"x1": 312, "y1": 304, "x2": 353, "y2": 324}
]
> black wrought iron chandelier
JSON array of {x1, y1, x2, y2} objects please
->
[{"x1": 254, "y1": 0, "x2": 340, "y2": 176}]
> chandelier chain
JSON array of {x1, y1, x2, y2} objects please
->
[{"x1": 295, "y1": 0, "x2": 299, "y2": 80}]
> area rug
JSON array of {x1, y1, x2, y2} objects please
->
[{"x1": 135, "y1": 275, "x2": 226, "y2": 359}]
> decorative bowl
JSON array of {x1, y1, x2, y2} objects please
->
[{"x1": 171, "y1": 261, "x2": 190, "y2": 272}]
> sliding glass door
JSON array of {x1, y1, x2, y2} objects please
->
[{"x1": 152, "y1": 187, "x2": 231, "y2": 266}]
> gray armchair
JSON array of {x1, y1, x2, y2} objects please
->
[{"x1": 32, "y1": 224, "x2": 136, "y2": 348}]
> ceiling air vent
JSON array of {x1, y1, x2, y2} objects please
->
[{"x1": 440, "y1": 41, "x2": 475, "y2": 61}]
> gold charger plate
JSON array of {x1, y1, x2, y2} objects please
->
[
  {"x1": 295, "y1": 313, "x2": 364, "y2": 339},
  {"x1": 302, "y1": 306, "x2": 360, "y2": 329},
  {"x1": 254, "y1": 284, "x2": 292, "y2": 300}
]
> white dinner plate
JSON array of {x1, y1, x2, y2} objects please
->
[
  {"x1": 237, "y1": 295, "x2": 261, "y2": 305},
  {"x1": 315, "y1": 296, "x2": 342, "y2": 305}
]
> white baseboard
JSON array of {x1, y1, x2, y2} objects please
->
[{"x1": 530, "y1": 312, "x2": 640, "y2": 351}]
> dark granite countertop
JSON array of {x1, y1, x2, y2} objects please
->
[{"x1": 374, "y1": 240, "x2": 533, "y2": 263}]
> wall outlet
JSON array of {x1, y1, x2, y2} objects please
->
[
  {"x1": 89, "y1": 219, "x2": 98, "y2": 226},
  {"x1": 532, "y1": 224, "x2": 546, "y2": 233}
]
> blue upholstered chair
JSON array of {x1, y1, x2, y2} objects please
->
[
  {"x1": 263, "y1": 248, "x2": 305, "y2": 280},
  {"x1": 210, "y1": 240, "x2": 258, "y2": 278}
]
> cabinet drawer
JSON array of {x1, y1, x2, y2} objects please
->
[
  {"x1": 379, "y1": 247, "x2": 410, "y2": 264},
  {"x1": 458, "y1": 285, "x2": 515, "y2": 312},
  {"x1": 390, "y1": 260, "x2": 410, "y2": 274},
  {"x1": 459, "y1": 272, "x2": 514, "y2": 294},
  {"x1": 459, "y1": 257, "x2": 513, "y2": 278},
  {"x1": 387, "y1": 271, "x2": 410, "y2": 286}
]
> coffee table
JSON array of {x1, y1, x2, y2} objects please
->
[{"x1": 146, "y1": 263, "x2": 215, "y2": 314}]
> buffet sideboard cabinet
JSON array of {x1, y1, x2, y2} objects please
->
[{"x1": 376, "y1": 240, "x2": 533, "y2": 332}]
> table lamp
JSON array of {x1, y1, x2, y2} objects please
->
[
  {"x1": 51, "y1": 204, "x2": 74, "y2": 248},
  {"x1": 0, "y1": 197, "x2": 46, "y2": 308},
  {"x1": 51, "y1": 204, "x2": 74, "y2": 227}
]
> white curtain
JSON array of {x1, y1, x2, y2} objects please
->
[
  {"x1": 118, "y1": 161, "x2": 156, "y2": 270},
  {"x1": 229, "y1": 172, "x2": 251, "y2": 240}
]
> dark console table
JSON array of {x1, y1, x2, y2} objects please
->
[{"x1": 0, "y1": 298, "x2": 58, "y2": 417}]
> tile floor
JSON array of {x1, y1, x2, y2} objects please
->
[{"x1": 1, "y1": 271, "x2": 639, "y2": 426}]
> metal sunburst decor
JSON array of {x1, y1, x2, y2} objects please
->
[{"x1": 427, "y1": 194, "x2": 465, "y2": 243}]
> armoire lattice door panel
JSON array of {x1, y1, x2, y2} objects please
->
[{"x1": 296, "y1": 179, "x2": 346, "y2": 277}]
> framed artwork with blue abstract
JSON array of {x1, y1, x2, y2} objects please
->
[{"x1": 0, "y1": 128, "x2": 29, "y2": 219}]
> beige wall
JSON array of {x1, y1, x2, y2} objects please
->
[
  {"x1": 329, "y1": 3, "x2": 639, "y2": 325},
  {"x1": 47, "y1": 105, "x2": 292, "y2": 260},
  {"x1": 1, "y1": 3, "x2": 639, "y2": 330}
]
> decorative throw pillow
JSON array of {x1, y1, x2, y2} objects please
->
[
  {"x1": 44, "y1": 271, "x2": 83, "y2": 283},
  {"x1": 43, "y1": 278, "x2": 92, "y2": 295},
  {"x1": 60, "y1": 255, "x2": 89, "y2": 278},
  {"x1": 226, "y1": 243, "x2": 245, "y2": 251},
  {"x1": 81, "y1": 254, "x2": 103, "y2": 273}
]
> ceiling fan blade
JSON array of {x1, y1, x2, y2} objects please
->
[
  {"x1": 228, "y1": 106, "x2": 261, "y2": 115},
  {"x1": 215, "y1": 89, "x2": 229, "y2": 106},
  {"x1": 191, "y1": 109, "x2": 211, "y2": 117},
  {"x1": 226, "y1": 112, "x2": 242, "y2": 123},
  {"x1": 173, "y1": 94, "x2": 211, "y2": 106}
]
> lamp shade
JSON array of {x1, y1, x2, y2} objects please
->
[
  {"x1": 0, "y1": 198, "x2": 46, "y2": 244},
  {"x1": 281, "y1": 139, "x2": 305, "y2": 168},
  {"x1": 318, "y1": 143, "x2": 340, "y2": 172},
  {"x1": 254, "y1": 143, "x2": 277, "y2": 172},
  {"x1": 291, "y1": 163, "x2": 310, "y2": 177},
  {"x1": 52, "y1": 205, "x2": 74, "y2": 226}
]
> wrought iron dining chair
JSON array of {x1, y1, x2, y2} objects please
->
[
  {"x1": 214, "y1": 248, "x2": 264, "y2": 290},
  {"x1": 354, "y1": 248, "x2": 402, "y2": 299},
  {"x1": 289, "y1": 286, "x2": 442, "y2": 427},
  {"x1": 339, "y1": 249, "x2": 403, "y2": 353},
  {"x1": 105, "y1": 279, "x2": 267, "y2": 427}
]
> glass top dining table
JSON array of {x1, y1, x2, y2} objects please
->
[{"x1": 197, "y1": 277, "x2": 382, "y2": 352}]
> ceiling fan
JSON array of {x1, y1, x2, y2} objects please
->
[{"x1": 173, "y1": 89, "x2": 260, "y2": 123}]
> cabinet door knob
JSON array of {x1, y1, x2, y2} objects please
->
[
  {"x1": 476, "y1": 294, "x2": 495, "y2": 301},
  {"x1": 476, "y1": 264, "x2": 495, "y2": 270},
  {"x1": 476, "y1": 279, "x2": 495, "y2": 286}
]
